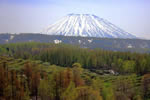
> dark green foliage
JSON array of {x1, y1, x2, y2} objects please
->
[{"x1": 0, "y1": 42, "x2": 150, "y2": 75}]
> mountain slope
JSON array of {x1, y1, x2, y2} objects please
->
[
  {"x1": 42, "y1": 14, "x2": 136, "y2": 38},
  {"x1": 1, "y1": 34, "x2": 150, "y2": 53}
]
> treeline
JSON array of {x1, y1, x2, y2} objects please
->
[{"x1": 0, "y1": 42, "x2": 150, "y2": 75}]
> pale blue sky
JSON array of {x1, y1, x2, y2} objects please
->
[{"x1": 0, "y1": 0, "x2": 150, "y2": 39}]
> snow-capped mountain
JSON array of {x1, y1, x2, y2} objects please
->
[{"x1": 42, "y1": 14, "x2": 136, "y2": 38}]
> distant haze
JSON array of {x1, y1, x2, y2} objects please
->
[{"x1": 0, "y1": 0, "x2": 150, "y2": 39}]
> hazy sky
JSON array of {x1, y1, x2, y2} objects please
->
[{"x1": 0, "y1": 0, "x2": 150, "y2": 39}]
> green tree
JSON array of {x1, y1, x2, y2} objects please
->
[
  {"x1": 122, "y1": 60, "x2": 135, "y2": 73},
  {"x1": 62, "y1": 82, "x2": 78, "y2": 100},
  {"x1": 72, "y1": 63, "x2": 84, "y2": 87},
  {"x1": 38, "y1": 79, "x2": 50, "y2": 100}
]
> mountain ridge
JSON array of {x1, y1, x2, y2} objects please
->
[{"x1": 1, "y1": 34, "x2": 150, "y2": 53}]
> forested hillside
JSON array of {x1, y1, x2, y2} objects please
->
[
  {"x1": 1, "y1": 34, "x2": 150, "y2": 53},
  {"x1": 0, "y1": 42, "x2": 150, "y2": 100},
  {"x1": 0, "y1": 42, "x2": 150, "y2": 75}
]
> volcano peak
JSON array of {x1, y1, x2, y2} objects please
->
[{"x1": 42, "y1": 14, "x2": 136, "y2": 38}]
